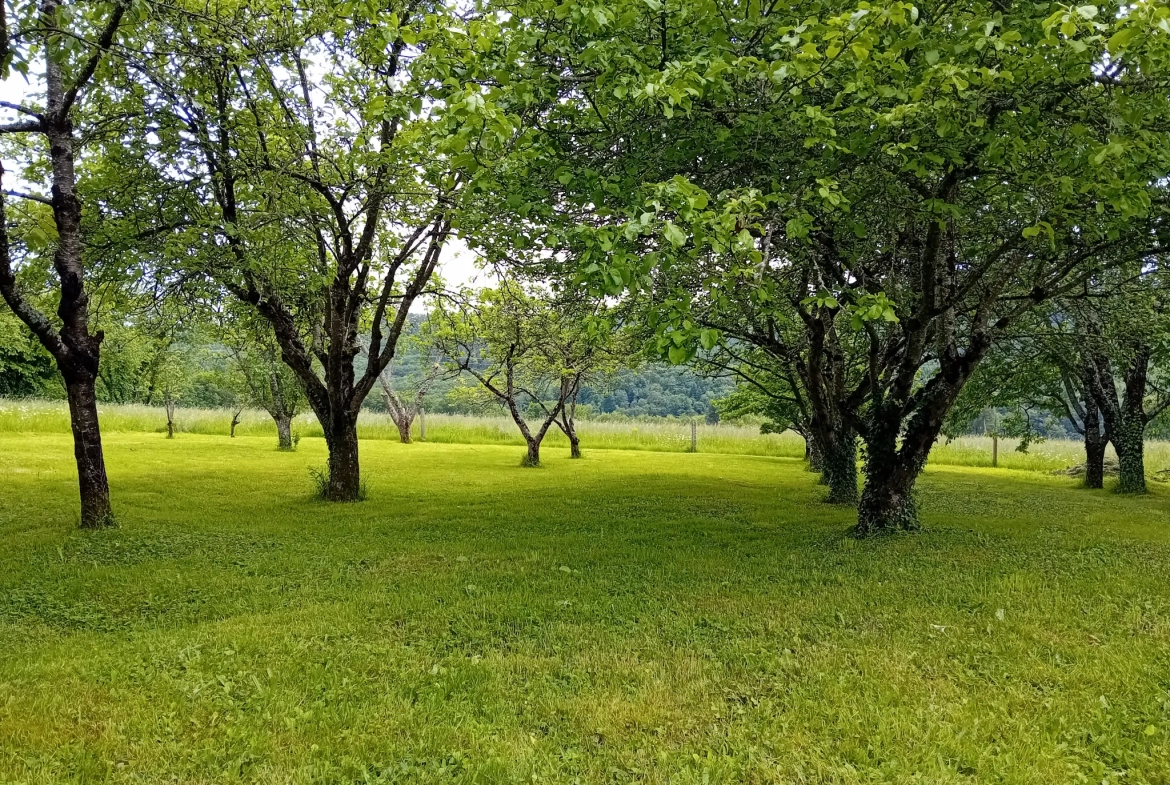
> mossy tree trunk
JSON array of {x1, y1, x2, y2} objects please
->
[
  {"x1": 855, "y1": 339, "x2": 984, "y2": 536},
  {"x1": 856, "y1": 404, "x2": 923, "y2": 535},
  {"x1": 1114, "y1": 416, "x2": 1147, "y2": 494},
  {"x1": 1083, "y1": 344, "x2": 1164, "y2": 496},
  {"x1": 820, "y1": 430, "x2": 858, "y2": 504}
]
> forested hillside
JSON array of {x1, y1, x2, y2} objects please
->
[{"x1": 1, "y1": 313, "x2": 733, "y2": 420}]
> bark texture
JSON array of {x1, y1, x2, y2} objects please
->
[
  {"x1": 1083, "y1": 425, "x2": 1107, "y2": 490},
  {"x1": 805, "y1": 433, "x2": 824, "y2": 472},
  {"x1": 323, "y1": 415, "x2": 362, "y2": 500},
  {"x1": 275, "y1": 414, "x2": 293, "y2": 450},
  {"x1": 64, "y1": 372, "x2": 113, "y2": 528}
]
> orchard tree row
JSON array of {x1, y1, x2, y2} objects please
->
[{"x1": 1, "y1": 0, "x2": 1168, "y2": 533}]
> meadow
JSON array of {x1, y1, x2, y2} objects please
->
[
  {"x1": 5, "y1": 398, "x2": 1170, "y2": 471},
  {"x1": 2, "y1": 420, "x2": 1170, "y2": 783}
]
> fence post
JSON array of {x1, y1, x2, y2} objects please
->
[
  {"x1": 992, "y1": 432, "x2": 998, "y2": 468},
  {"x1": 419, "y1": 406, "x2": 426, "y2": 442},
  {"x1": 689, "y1": 420, "x2": 697, "y2": 453}
]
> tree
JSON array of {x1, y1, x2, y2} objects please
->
[
  {"x1": 0, "y1": 0, "x2": 132, "y2": 528},
  {"x1": 434, "y1": 283, "x2": 612, "y2": 466},
  {"x1": 1079, "y1": 274, "x2": 1170, "y2": 494},
  {"x1": 470, "y1": 0, "x2": 1170, "y2": 533},
  {"x1": 136, "y1": 0, "x2": 460, "y2": 499},
  {"x1": 709, "y1": 352, "x2": 825, "y2": 472},
  {"x1": 155, "y1": 344, "x2": 189, "y2": 439},
  {"x1": 221, "y1": 311, "x2": 303, "y2": 450},
  {"x1": 676, "y1": 267, "x2": 863, "y2": 503},
  {"x1": 946, "y1": 314, "x2": 1111, "y2": 488},
  {"x1": 0, "y1": 310, "x2": 58, "y2": 397},
  {"x1": 371, "y1": 320, "x2": 446, "y2": 444}
]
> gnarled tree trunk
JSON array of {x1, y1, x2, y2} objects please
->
[
  {"x1": 856, "y1": 405, "x2": 924, "y2": 535},
  {"x1": 855, "y1": 343, "x2": 984, "y2": 536},
  {"x1": 230, "y1": 408, "x2": 242, "y2": 437},
  {"x1": 63, "y1": 368, "x2": 114, "y2": 529},
  {"x1": 323, "y1": 414, "x2": 362, "y2": 500}
]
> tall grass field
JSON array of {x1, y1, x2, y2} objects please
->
[{"x1": 4, "y1": 397, "x2": 1170, "y2": 472}]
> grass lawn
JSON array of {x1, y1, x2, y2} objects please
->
[{"x1": 2, "y1": 434, "x2": 1169, "y2": 784}]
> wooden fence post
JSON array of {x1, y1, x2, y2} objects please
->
[
  {"x1": 689, "y1": 420, "x2": 697, "y2": 453},
  {"x1": 992, "y1": 432, "x2": 998, "y2": 468},
  {"x1": 419, "y1": 406, "x2": 426, "y2": 442}
]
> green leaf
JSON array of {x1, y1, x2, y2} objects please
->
[
  {"x1": 1107, "y1": 27, "x2": 1137, "y2": 53},
  {"x1": 663, "y1": 222, "x2": 687, "y2": 248}
]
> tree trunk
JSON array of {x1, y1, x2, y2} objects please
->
[
  {"x1": 165, "y1": 400, "x2": 176, "y2": 439},
  {"x1": 275, "y1": 413, "x2": 293, "y2": 450},
  {"x1": 64, "y1": 372, "x2": 114, "y2": 529},
  {"x1": 821, "y1": 431, "x2": 858, "y2": 504},
  {"x1": 1084, "y1": 433, "x2": 1107, "y2": 490},
  {"x1": 568, "y1": 428, "x2": 581, "y2": 458},
  {"x1": 381, "y1": 384, "x2": 414, "y2": 444},
  {"x1": 857, "y1": 456, "x2": 922, "y2": 536},
  {"x1": 1083, "y1": 345, "x2": 1149, "y2": 495},
  {"x1": 1114, "y1": 415, "x2": 1147, "y2": 494},
  {"x1": 1082, "y1": 403, "x2": 1107, "y2": 490},
  {"x1": 230, "y1": 409, "x2": 242, "y2": 438},
  {"x1": 856, "y1": 408, "x2": 924, "y2": 535},
  {"x1": 522, "y1": 437, "x2": 542, "y2": 467},
  {"x1": 805, "y1": 434, "x2": 824, "y2": 472},
  {"x1": 394, "y1": 414, "x2": 413, "y2": 444},
  {"x1": 324, "y1": 418, "x2": 362, "y2": 500}
]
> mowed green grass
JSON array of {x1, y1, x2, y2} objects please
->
[{"x1": 2, "y1": 434, "x2": 1170, "y2": 784}]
